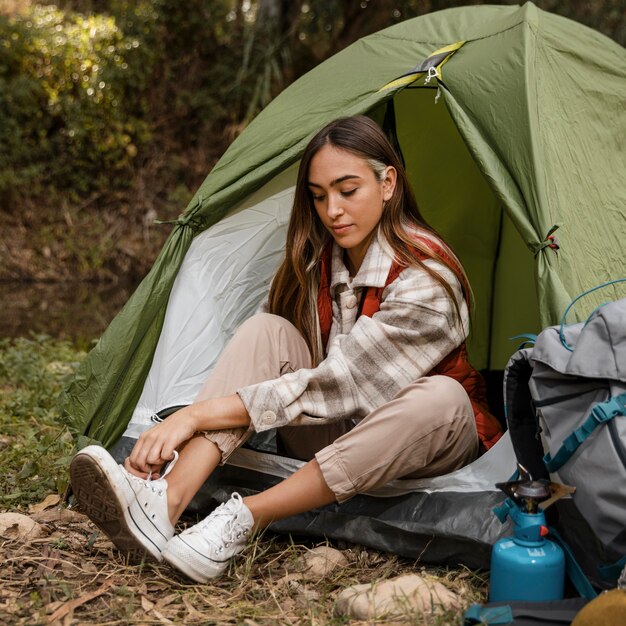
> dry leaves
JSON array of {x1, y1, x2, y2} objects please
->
[
  {"x1": 0, "y1": 512, "x2": 45, "y2": 539},
  {"x1": 0, "y1": 500, "x2": 487, "y2": 625},
  {"x1": 29, "y1": 494, "x2": 62, "y2": 514}
]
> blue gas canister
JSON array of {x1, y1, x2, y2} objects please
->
[{"x1": 489, "y1": 476, "x2": 565, "y2": 602}]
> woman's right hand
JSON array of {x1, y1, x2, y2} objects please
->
[{"x1": 126, "y1": 408, "x2": 198, "y2": 477}]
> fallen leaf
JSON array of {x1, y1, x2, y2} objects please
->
[
  {"x1": 47, "y1": 580, "x2": 113, "y2": 623},
  {"x1": 156, "y1": 593, "x2": 179, "y2": 609},
  {"x1": 152, "y1": 608, "x2": 176, "y2": 625},
  {"x1": 31, "y1": 508, "x2": 86, "y2": 524},
  {"x1": 182, "y1": 595, "x2": 205, "y2": 620},
  {"x1": 275, "y1": 572, "x2": 304, "y2": 588},
  {"x1": 141, "y1": 595, "x2": 155, "y2": 612},
  {"x1": 0, "y1": 512, "x2": 45, "y2": 540},
  {"x1": 62, "y1": 608, "x2": 74, "y2": 626},
  {"x1": 30, "y1": 494, "x2": 62, "y2": 514}
]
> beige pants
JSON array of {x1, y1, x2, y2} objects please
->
[{"x1": 196, "y1": 313, "x2": 479, "y2": 503}]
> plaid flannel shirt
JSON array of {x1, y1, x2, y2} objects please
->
[{"x1": 237, "y1": 232, "x2": 469, "y2": 433}]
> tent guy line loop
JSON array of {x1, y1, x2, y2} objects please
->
[
  {"x1": 530, "y1": 224, "x2": 561, "y2": 256},
  {"x1": 377, "y1": 40, "x2": 464, "y2": 93},
  {"x1": 424, "y1": 66, "x2": 439, "y2": 85},
  {"x1": 153, "y1": 213, "x2": 205, "y2": 232}
]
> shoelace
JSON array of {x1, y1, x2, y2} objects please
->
[
  {"x1": 123, "y1": 450, "x2": 179, "y2": 496},
  {"x1": 192, "y1": 494, "x2": 250, "y2": 548}
]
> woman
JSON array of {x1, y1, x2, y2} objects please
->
[{"x1": 70, "y1": 116, "x2": 502, "y2": 583}]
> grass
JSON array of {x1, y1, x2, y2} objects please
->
[
  {"x1": 0, "y1": 336, "x2": 488, "y2": 624},
  {"x1": 0, "y1": 335, "x2": 84, "y2": 506}
]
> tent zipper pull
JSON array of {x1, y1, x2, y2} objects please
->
[
  {"x1": 424, "y1": 66, "x2": 438, "y2": 85},
  {"x1": 435, "y1": 86, "x2": 442, "y2": 104}
]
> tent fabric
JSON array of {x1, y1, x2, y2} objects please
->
[{"x1": 60, "y1": 1, "x2": 626, "y2": 463}]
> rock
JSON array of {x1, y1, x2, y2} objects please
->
[
  {"x1": 334, "y1": 573, "x2": 461, "y2": 620},
  {"x1": 302, "y1": 546, "x2": 348, "y2": 578},
  {"x1": 0, "y1": 512, "x2": 45, "y2": 540}
]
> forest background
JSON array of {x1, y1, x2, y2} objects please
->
[{"x1": 1, "y1": 0, "x2": 624, "y2": 287}]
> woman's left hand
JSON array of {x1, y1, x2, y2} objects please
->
[{"x1": 127, "y1": 408, "x2": 198, "y2": 477}]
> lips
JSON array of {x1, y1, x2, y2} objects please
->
[{"x1": 332, "y1": 224, "x2": 353, "y2": 234}]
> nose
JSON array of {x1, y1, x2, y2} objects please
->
[{"x1": 326, "y1": 194, "x2": 343, "y2": 220}]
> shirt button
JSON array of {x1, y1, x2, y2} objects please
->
[
  {"x1": 261, "y1": 410, "x2": 277, "y2": 425},
  {"x1": 345, "y1": 295, "x2": 358, "y2": 309}
]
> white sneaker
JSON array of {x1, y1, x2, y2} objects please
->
[
  {"x1": 70, "y1": 444, "x2": 177, "y2": 561},
  {"x1": 162, "y1": 493, "x2": 254, "y2": 582}
]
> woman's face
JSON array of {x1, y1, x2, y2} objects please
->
[{"x1": 308, "y1": 144, "x2": 396, "y2": 274}]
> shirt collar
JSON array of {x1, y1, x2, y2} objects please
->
[{"x1": 329, "y1": 232, "x2": 394, "y2": 294}]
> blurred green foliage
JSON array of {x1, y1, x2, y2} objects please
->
[
  {"x1": 0, "y1": 3, "x2": 155, "y2": 201},
  {"x1": 0, "y1": 1, "x2": 623, "y2": 214},
  {"x1": 0, "y1": 335, "x2": 85, "y2": 505},
  {"x1": 0, "y1": 0, "x2": 245, "y2": 205}
]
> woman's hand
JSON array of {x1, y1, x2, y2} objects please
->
[
  {"x1": 124, "y1": 395, "x2": 251, "y2": 478},
  {"x1": 126, "y1": 408, "x2": 197, "y2": 477}
]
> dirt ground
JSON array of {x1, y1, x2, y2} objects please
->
[{"x1": 0, "y1": 500, "x2": 487, "y2": 625}]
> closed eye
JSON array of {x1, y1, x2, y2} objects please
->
[{"x1": 341, "y1": 188, "x2": 357, "y2": 197}]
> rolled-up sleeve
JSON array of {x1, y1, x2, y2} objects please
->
[{"x1": 237, "y1": 260, "x2": 469, "y2": 432}]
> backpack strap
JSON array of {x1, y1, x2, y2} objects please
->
[
  {"x1": 547, "y1": 527, "x2": 598, "y2": 600},
  {"x1": 464, "y1": 604, "x2": 513, "y2": 624},
  {"x1": 463, "y1": 598, "x2": 589, "y2": 625},
  {"x1": 543, "y1": 393, "x2": 626, "y2": 473},
  {"x1": 597, "y1": 554, "x2": 626, "y2": 585}
]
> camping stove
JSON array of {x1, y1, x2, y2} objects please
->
[{"x1": 489, "y1": 466, "x2": 566, "y2": 602}]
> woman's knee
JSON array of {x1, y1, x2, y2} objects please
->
[
  {"x1": 237, "y1": 313, "x2": 297, "y2": 339},
  {"x1": 398, "y1": 375, "x2": 474, "y2": 429},
  {"x1": 424, "y1": 375, "x2": 472, "y2": 407},
  {"x1": 234, "y1": 313, "x2": 311, "y2": 370}
]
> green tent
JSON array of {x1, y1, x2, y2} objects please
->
[{"x1": 61, "y1": 2, "x2": 626, "y2": 450}]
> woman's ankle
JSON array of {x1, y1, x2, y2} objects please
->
[{"x1": 165, "y1": 481, "x2": 185, "y2": 525}]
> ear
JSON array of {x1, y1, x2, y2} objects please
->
[{"x1": 382, "y1": 166, "x2": 397, "y2": 202}]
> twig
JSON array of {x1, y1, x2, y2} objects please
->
[{"x1": 47, "y1": 580, "x2": 113, "y2": 623}]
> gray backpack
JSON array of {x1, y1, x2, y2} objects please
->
[{"x1": 504, "y1": 287, "x2": 626, "y2": 589}]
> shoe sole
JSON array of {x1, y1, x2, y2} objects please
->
[
  {"x1": 70, "y1": 452, "x2": 161, "y2": 563},
  {"x1": 162, "y1": 536, "x2": 228, "y2": 583}
]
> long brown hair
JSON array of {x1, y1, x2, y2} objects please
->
[{"x1": 268, "y1": 115, "x2": 470, "y2": 364}]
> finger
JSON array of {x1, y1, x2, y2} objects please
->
[
  {"x1": 160, "y1": 444, "x2": 176, "y2": 463},
  {"x1": 132, "y1": 431, "x2": 159, "y2": 471},
  {"x1": 124, "y1": 456, "x2": 150, "y2": 480},
  {"x1": 145, "y1": 440, "x2": 167, "y2": 467},
  {"x1": 129, "y1": 442, "x2": 149, "y2": 473},
  {"x1": 130, "y1": 440, "x2": 153, "y2": 474}
]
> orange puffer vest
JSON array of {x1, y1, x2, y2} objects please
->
[{"x1": 317, "y1": 240, "x2": 503, "y2": 451}]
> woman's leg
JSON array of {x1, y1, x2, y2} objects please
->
[
  {"x1": 70, "y1": 314, "x2": 312, "y2": 563},
  {"x1": 242, "y1": 375, "x2": 479, "y2": 528},
  {"x1": 244, "y1": 459, "x2": 336, "y2": 530},
  {"x1": 160, "y1": 375, "x2": 478, "y2": 581},
  {"x1": 163, "y1": 313, "x2": 312, "y2": 523},
  {"x1": 314, "y1": 375, "x2": 479, "y2": 503}
]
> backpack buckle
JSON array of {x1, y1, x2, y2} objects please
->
[{"x1": 591, "y1": 394, "x2": 626, "y2": 424}]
